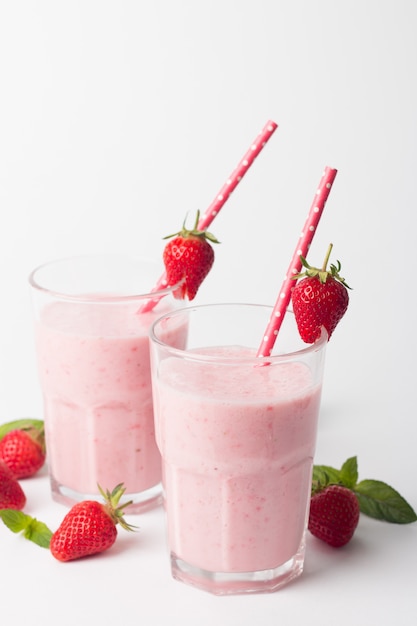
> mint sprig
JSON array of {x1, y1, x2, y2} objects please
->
[
  {"x1": 0, "y1": 509, "x2": 52, "y2": 548},
  {"x1": 0, "y1": 418, "x2": 44, "y2": 440},
  {"x1": 312, "y1": 456, "x2": 417, "y2": 524}
]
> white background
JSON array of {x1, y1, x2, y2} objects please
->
[{"x1": 1, "y1": 1, "x2": 416, "y2": 624}]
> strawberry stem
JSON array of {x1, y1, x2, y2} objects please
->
[
  {"x1": 292, "y1": 243, "x2": 351, "y2": 288},
  {"x1": 322, "y1": 243, "x2": 333, "y2": 272},
  {"x1": 192, "y1": 210, "x2": 200, "y2": 230}
]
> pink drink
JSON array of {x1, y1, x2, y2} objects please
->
[
  {"x1": 150, "y1": 304, "x2": 327, "y2": 594},
  {"x1": 156, "y1": 351, "x2": 321, "y2": 573},
  {"x1": 30, "y1": 255, "x2": 187, "y2": 511},
  {"x1": 36, "y1": 301, "x2": 174, "y2": 497}
]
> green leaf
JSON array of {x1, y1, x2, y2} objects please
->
[
  {"x1": 313, "y1": 456, "x2": 358, "y2": 489},
  {"x1": 0, "y1": 509, "x2": 52, "y2": 548},
  {"x1": 312, "y1": 464, "x2": 341, "y2": 485},
  {"x1": 23, "y1": 519, "x2": 53, "y2": 548},
  {"x1": 0, "y1": 509, "x2": 31, "y2": 532},
  {"x1": 354, "y1": 479, "x2": 417, "y2": 524},
  {"x1": 0, "y1": 418, "x2": 44, "y2": 440},
  {"x1": 339, "y1": 456, "x2": 358, "y2": 489}
]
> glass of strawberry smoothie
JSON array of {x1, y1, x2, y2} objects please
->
[
  {"x1": 149, "y1": 303, "x2": 327, "y2": 594},
  {"x1": 29, "y1": 255, "x2": 187, "y2": 512}
]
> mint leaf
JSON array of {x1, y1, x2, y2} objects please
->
[
  {"x1": 0, "y1": 418, "x2": 44, "y2": 440},
  {"x1": 0, "y1": 509, "x2": 52, "y2": 548},
  {"x1": 313, "y1": 457, "x2": 359, "y2": 489},
  {"x1": 0, "y1": 509, "x2": 30, "y2": 532},
  {"x1": 23, "y1": 519, "x2": 53, "y2": 548},
  {"x1": 312, "y1": 457, "x2": 417, "y2": 525},
  {"x1": 354, "y1": 479, "x2": 417, "y2": 524},
  {"x1": 339, "y1": 456, "x2": 358, "y2": 489},
  {"x1": 312, "y1": 465, "x2": 341, "y2": 485}
]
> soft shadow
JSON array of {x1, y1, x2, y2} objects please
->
[{"x1": 299, "y1": 527, "x2": 371, "y2": 584}]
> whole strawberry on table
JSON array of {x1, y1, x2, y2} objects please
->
[
  {"x1": 308, "y1": 456, "x2": 417, "y2": 547},
  {"x1": 0, "y1": 460, "x2": 26, "y2": 510},
  {"x1": 0, "y1": 418, "x2": 46, "y2": 479},
  {"x1": 49, "y1": 484, "x2": 136, "y2": 561},
  {"x1": 0, "y1": 483, "x2": 136, "y2": 560}
]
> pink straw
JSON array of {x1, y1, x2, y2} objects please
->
[
  {"x1": 140, "y1": 120, "x2": 278, "y2": 313},
  {"x1": 194, "y1": 120, "x2": 278, "y2": 231},
  {"x1": 256, "y1": 166, "x2": 338, "y2": 358}
]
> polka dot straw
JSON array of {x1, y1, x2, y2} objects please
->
[
  {"x1": 140, "y1": 120, "x2": 278, "y2": 313},
  {"x1": 197, "y1": 120, "x2": 278, "y2": 231},
  {"x1": 256, "y1": 166, "x2": 338, "y2": 358}
]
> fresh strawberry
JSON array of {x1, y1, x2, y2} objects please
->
[
  {"x1": 291, "y1": 243, "x2": 350, "y2": 343},
  {"x1": 163, "y1": 210, "x2": 219, "y2": 300},
  {"x1": 0, "y1": 426, "x2": 46, "y2": 479},
  {"x1": 50, "y1": 484, "x2": 136, "y2": 562},
  {"x1": 308, "y1": 484, "x2": 360, "y2": 547},
  {"x1": 312, "y1": 456, "x2": 417, "y2": 529},
  {"x1": 0, "y1": 459, "x2": 26, "y2": 510}
]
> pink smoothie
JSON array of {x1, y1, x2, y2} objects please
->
[
  {"x1": 35, "y1": 298, "x2": 187, "y2": 503},
  {"x1": 153, "y1": 347, "x2": 322, "y2": 574}
]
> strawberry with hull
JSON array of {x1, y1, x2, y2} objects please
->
[
  {"x1": 0, "y1": 483, "x2": 137, "y2": 561},
  {"x1": 308, "y1": 456, "x2": 417, "y2": 547},
  {"x1": 163, "y1": 211, "x2": 219, "y2": 301},
  {"x1": 50, "y1": 483, "x2": 137, "y2": 562},
  {"x1": 291, "y1": 243, "x2": 350, "y2": 343}
]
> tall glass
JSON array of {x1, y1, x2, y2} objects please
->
[
  {"x1": 150, "y1": 303, "x2": 327, "y2": 594},
  {"x1": 29, "y1": 254, "x2": 187, "y2": 512}
]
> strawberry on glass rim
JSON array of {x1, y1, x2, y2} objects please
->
[
  {"x1": 291, "y1": 243, "x2": 351, "y2": 343},
  {"x1": 163, "y1": 210, "x2": 219, "y2": 301}
]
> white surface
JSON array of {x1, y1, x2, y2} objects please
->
[{"x1": 1, "y1": 1, "x2": 416, "y2": 624}]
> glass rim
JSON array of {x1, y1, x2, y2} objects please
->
[
  {"x1": 28, "y1": 253, "x2": 184, "y2": 303},
  {"x1": 150, "y1": 302, "x2": 328, "y2": 364}
]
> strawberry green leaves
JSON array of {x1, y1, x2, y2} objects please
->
[
  {"x1": 312, "y1": 456, "x2": 417, "y2": 524},
  {"x1": 0, "y1": 509, "x2": 52, "y2": 548}
]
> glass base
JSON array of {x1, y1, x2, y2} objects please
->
[
  {"x1": 50, "y1": 477, "x2": 163, "y2": 513},
  {"x1": 170, "y1": 544, "x2": 305, "y2": 595}
]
